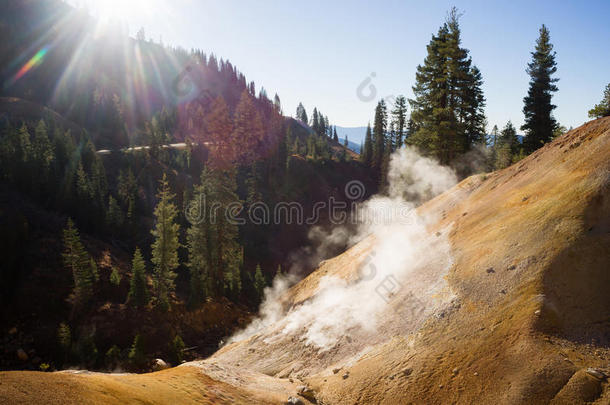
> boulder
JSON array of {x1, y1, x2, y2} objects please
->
[{"x1": 152, "y1": 358, "x2": 169, "y2": 371}]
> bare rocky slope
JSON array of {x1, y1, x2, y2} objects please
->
[{"x1": 1, "y1": 117, "x2": 609, "y2": 404}]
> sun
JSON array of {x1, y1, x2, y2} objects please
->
[{"x1": 81, "y1": 0, "x2": 152, "y2": 24}]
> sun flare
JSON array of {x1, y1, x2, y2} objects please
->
[{"x1": 83, "y1": 0, "x2": 152, "y2": 25}]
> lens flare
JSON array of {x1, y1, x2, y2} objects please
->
[{"x1": 9, "y1": 47, "x2": 48, "y2": 85}]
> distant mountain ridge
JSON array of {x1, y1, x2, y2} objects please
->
[
  {"x1": 340, "y1": 138, "x2": 361, "y2": 153},
  {"x1": 335, "y1": 126, "x2": 367, "y2": 145}
]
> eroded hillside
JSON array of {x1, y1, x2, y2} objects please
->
[{"x1": 2, "y1": 117, "x2": 609, "y2": 404}]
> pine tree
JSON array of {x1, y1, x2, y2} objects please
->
[
  {"x1": 128, "y1": 334, "x2": 146, "y2": 368},
  {"x1": 150, "y1": 174, "x2": 180, "y2": 311},
  {"x1": 311, "y1": 108, "x2": 319, "y2": 134},
  {"x1": 62, "y1": 219, "x2": 96, "y2": 309},
  {"x1": 296, "y1": 102, "x2": 308, "y2": 124},
  {"x1": 494, "y1": 121, "x2": 519, "y2": 170},
  {"x1": 462, "y1": 66, "x2": 487, "y2": 148},
  {"x1": 273, "y1": 93, "x2": 282, "y2": 114},
  {"x1": 361, "y1": 123, "x2": 373, "y2": 166},
  {"x1": 372, "y1": 100, "x2": 388, "y2": 172},
  {"x1": 205, "y1": 96, "x2": 234, "y2": 168},
  {"x1": 117, "y1": 169, "x2": 137, "y2": 222},
  {"x1": 75, "y1": 160, "x2": 91, "y2": 202},
  {"x1": 32, "y1": 120, "x2": 54, "y2": 190},
  {"x1": 406, "y1": 118, "x2": 416, "y2": 142},
  {"x1": 521, "y1": 24, "x2": 559, "y2": 154},
  {"x1": 333, "y1": 126, "x2": 339, "y2": 142},
  {"x1": 106, "y1": 195, "x2": 124, "y2": 232},
  {"x1": 391, "y1": 95, "x2": 408, "y2": 148},
  {"x1": 109, "y1": 267, "x2": 121, "y2": 286},
  {"x1": 388, "y1": 121, "x2": 396, "y2": 152},
  {"x1": 128, "y1": 247, "x2": 149, "y2": 307},
  {"x1": 16, "y1": 124, "x2": 32, "y2": 164},
  {"x1": 488, "y1": 124, "x2": 499, "y2": 169},
  {"x1": 232, "y1": 91, "x2": 264, "y2": 164},
  {"x1": 169, "y1": 335, "x2": 185, "y2": 365},
  {"x1": 253, "y1": 264, "x2": 266, "y2": 301},
  {"x1": 187, "y1": 167, "x2": 242, "y2": 302},
  {"x1": 409, "y1": 8, "x2": 485, "y2": 164},
  {"x1": 13, "y1": 124, "x2": 33, "y2": 190},
  {"x1": 588, "y1": 83, "x2": 610, "y2": 118},
  {"x1": 380, "y1": 125, "x2": 393, "y2": 189},
  {"x1": 344, "y1": 135, "x2": 348, "y2": 147}
]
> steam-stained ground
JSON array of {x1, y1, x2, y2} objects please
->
[{"x1": 1, "y1": 117, "x2": 609, "y2": 404}]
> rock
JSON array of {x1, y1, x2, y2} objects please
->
[
  {"x1": 452, "y1": 367, "x2": 459, "y2": 375},
  {"x1": 332, "y1": 367, "x2": 341, "y2": 374},
  {"x1": 152, "y1": 358, "x2": 169, "y2": 371},
  {"x1": 402, "y1": 367, "x2": 413, "y2": 376},
  {"x1": 342, "y1": 372, "x2": 349, "y2": 379},
  {"x1": 473, "y1": 372, "x2": 479, "y2": 376},
  {"x1": 486, "y1": 267, "x2": 495, "y2": 274},
  {"x1": 16, "y1": 348, "x2": 28, "y2": 361},
  {"x1": 297, "y1": 385, "x2": 316, "y2": 402},
  {"x1": 585, "y1": 368, "x2": 606, "y2": 381},
  {"x1": 286, "y1": 396, "x2": 304, "y2": 405},
  {"x1": 534, "y1": 310, "x2": 541, "y2": 315}
]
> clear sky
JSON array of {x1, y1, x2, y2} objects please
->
[{"x1": 72, "y1": 0, "x2": 610, "y2": 131}]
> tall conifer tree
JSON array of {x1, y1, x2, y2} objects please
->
[
  {"x1": 128, "y1": 247, "x2": 149, "y2": 307},
  {"x1": 521, "y1": 24, "x2": 558, "y2": 154},
  {"x1": 372, "y1": 100, "x2": 388, "y2": 172},
  {"x1": 361, "y1": 123, "x2": 373, "y2": 167},
  {"x1": 62, "y1": 219, "x2": 96, "y2": 309},
  {"x1": 150, "y1": 174, "x2": 180, "y2": 311},
  {"x1": 391, "y1": 95, "x2": 408, "y2": 148},
  {"x1": 409, "y1": 8, "x2": 486, "y2": 164}
]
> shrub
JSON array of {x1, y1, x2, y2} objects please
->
[
  {"x1": 128, "y1": 334, "x2": 147, "y2": 369},
  {"x1": 169, "y1": 335, "x2": 185, "y2": 365}
]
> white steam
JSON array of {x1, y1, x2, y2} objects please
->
[{"x1": 227, "y1": 148, "x2": 458, "y2": 351}]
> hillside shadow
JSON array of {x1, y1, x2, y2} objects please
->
[{"x1": 537, "y1": 185, "x2": 610, "y2": 347}]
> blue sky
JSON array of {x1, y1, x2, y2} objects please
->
[{"x1": 74, "y1": 0, "x2": 610, "y2": 131}]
